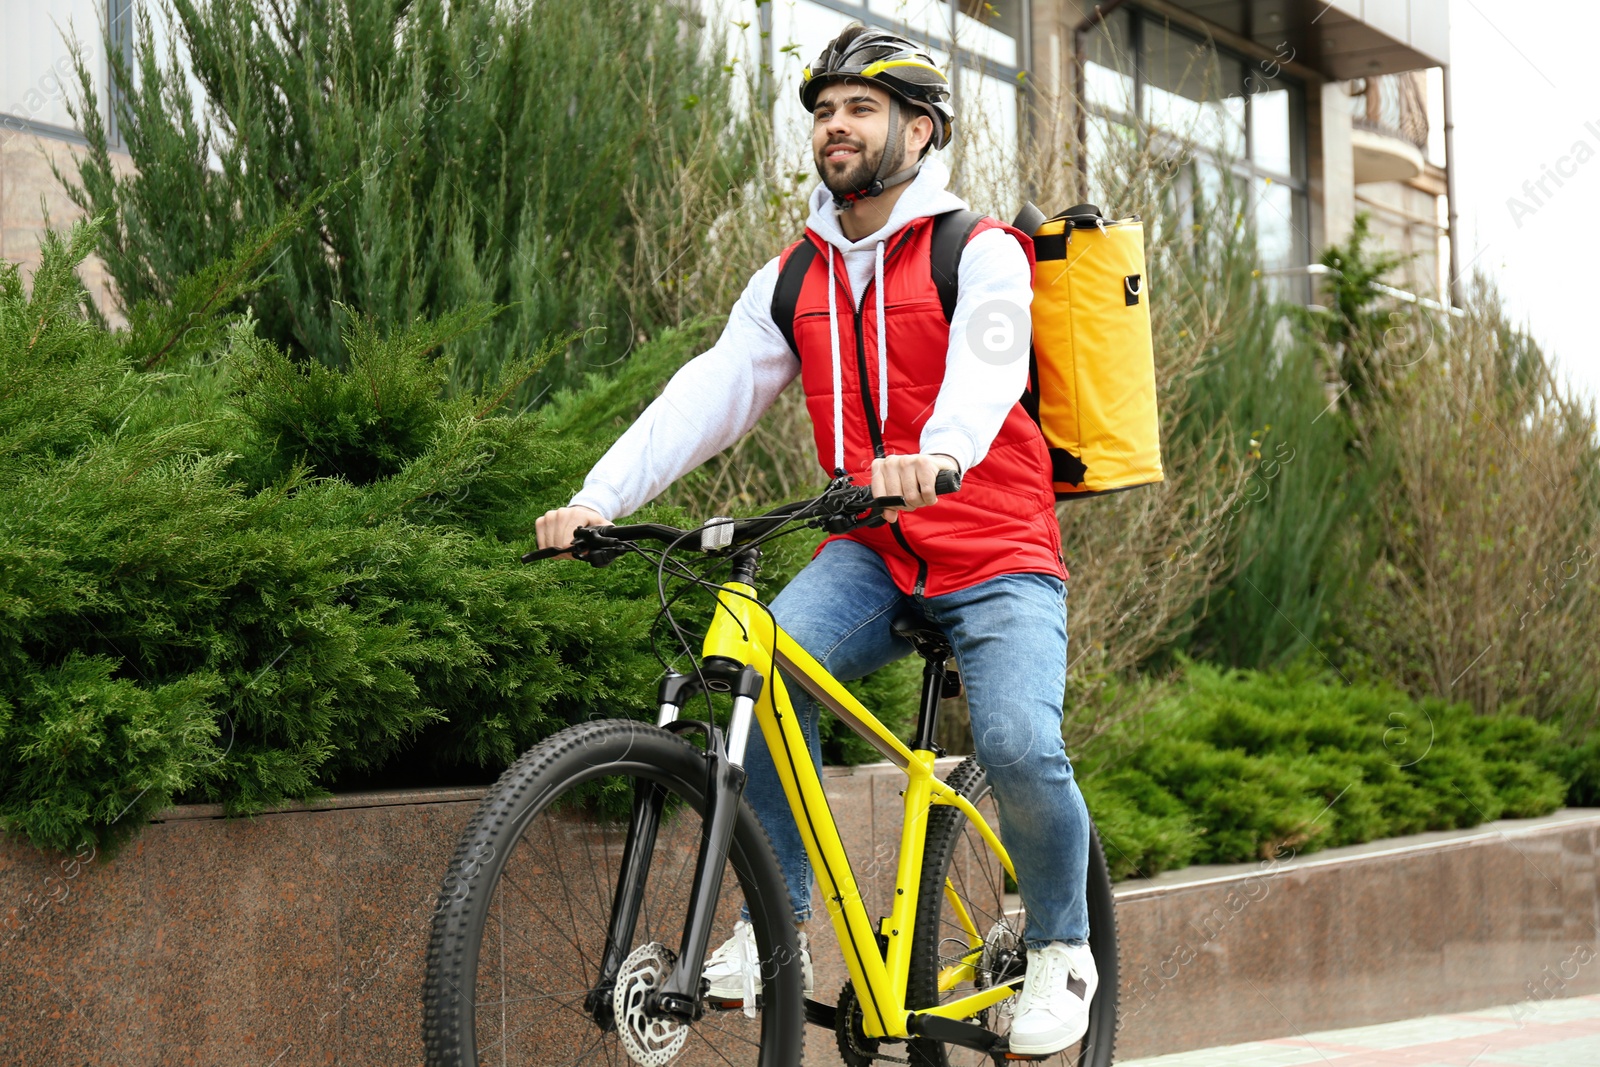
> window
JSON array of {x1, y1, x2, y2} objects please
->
[
  {"x1": 1142, "y1": 22, "x2": 1244, "y2": 158},
  {"x1": 107, "y1": 0, "x2": 135, "y2": 147},
  {"x1": 1081, "y1": 7, "x2": 1311, "y2": 302}
]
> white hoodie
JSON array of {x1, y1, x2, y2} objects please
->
[{"x1": 569, "y1": 156, "x2": 1033, "y2": 521}]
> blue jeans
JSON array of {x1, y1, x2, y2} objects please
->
[{"x1": 739, "y1": 538, "x2": 1090, "y2": 949}]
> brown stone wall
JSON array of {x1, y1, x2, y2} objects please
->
[
  {"x1": 3, "y1": 768, "x2": 1597, "y2": 1065},
  {"x1": 1112, "y1": 809, "x2": 1600, "y2": 1057}
]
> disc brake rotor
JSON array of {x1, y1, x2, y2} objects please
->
[
  {"x1": 612, "y1": 942, "x2": 690, "y2": 1066},
  {"x1": 979, "y1": 920, "x2": 1025, "y2": 1023}
]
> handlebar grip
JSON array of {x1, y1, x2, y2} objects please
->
[
  {"x1": 521, "y1": 525, "x2": 619, "y2": 564},
  {"x1": 934, "y1": 468, "x2": 962, "y2": 495}
]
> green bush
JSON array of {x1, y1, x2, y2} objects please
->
[
  {"x1": 1079, "y1": 658, "x2": 1580, "y2": 880},
  {"x1": 1, "y1": 218, "x2": 933, "y2": 853},
  {"x1": 0, "y1": 221, "x2": 728, "y2": 852}
]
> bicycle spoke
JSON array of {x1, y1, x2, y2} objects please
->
[
  {"x1": 688, "y1": 1025, "x2": 757, "y2": 1067},
  {"x1": 474, "y1": 1000, "x2": 594, "y2": 1056},
  {"x1": 551, "y1": 818, "x2": 607, "y2": 957}
]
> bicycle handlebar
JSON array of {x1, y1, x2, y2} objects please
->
[{"x1": 521, "y1": 468, "x2": 962, "y2": 565}]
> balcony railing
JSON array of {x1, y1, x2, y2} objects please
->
[{"x1": 1348, "y1": 73, "x2": 1429, "y2": 151}]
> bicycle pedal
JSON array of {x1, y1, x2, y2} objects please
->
[{"x1": 1002, "y1": 1054, "x2": 1050, "y2": 1062}]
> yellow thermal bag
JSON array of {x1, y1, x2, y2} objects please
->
[{"x1": 1021, "y1": 202, "x2": 1163, "y2": 499}]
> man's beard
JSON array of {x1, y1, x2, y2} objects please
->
[{"x1": 817, "y1": 132, "x2": 906, "y2": 202}]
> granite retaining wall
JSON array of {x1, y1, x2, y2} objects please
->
[{"x1": 2, "y1": 761, "x2": 1596, "y2": 1064}]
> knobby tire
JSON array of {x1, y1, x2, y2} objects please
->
[
  {"x1": 421, "y1": 719, "x2": 805, "y2": 1067},
  {"x1": 907, "y1": 755, "x2": 1119, "y2": 1067}
]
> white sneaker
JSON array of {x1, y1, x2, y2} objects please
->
[
  {"x1": 1007, "y1": 941, "x2": 1098, "y2": 1056},
  {"x1": 702, "y1": 920, "x2": 814, "y2": 1003}
]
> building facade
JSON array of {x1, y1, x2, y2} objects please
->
[
  {"x1": 2, "y1": 0, "x2": 1453, "y2": 315},
  {"x1": 0, "y1": 0, "x2": 144, "y2": 312},
  {"x1": 752, "y1": 0, "x2": 1454, "y2": 307}
]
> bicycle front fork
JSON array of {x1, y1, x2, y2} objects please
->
[{"x1": 588, "y1": 657, "x2": 766, "y2": 1026}]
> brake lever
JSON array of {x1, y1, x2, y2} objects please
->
[
  {"x1": 819, "y1": 468, "x2": 961, "y2": 534},
  {"x1": 821, "y1": 494, "x2": 907, "y2": 534}
]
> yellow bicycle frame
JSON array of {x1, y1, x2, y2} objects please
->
[{"x1": 702, "y1": 579, "x2": 1021, "y2": 1040}]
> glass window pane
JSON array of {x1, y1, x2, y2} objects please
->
[
  {"x1": 1084, "y1": 115, "x2": 1136, "y2": 206},
  {"x1": 1254, "y1": 176, "x2": 1295, "y2": 271},
  {"x1": 1083, "y1": 8, "x2": 1134, "y2": 114},
  {"x1": 956, "y1": 0, "x2": 1020, "y2": 67},
  {"x1": 868, "y1": 0, "x2": 953, "y2": 46},
  {"x1": 1, "y1": 0, "x2": 104, "y2": 131},
  {"x1": 960, "y1": 0, "x2": 1021, "y2": 39},
  {"x1": 1251, "y1": 83, "x2": 1293, "y2": 179},
  {"x1": 1196, "y1": 156, "x2": 1237, "y2": 231},
  {"x1": 1142, "y1": 24, "x2": 1244, "y2": 158}
]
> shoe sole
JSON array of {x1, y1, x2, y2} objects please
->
[
  {"x1": 1004, "y1": 1041, "x2": 1080, "y2": 1058},
  {"x1": 1006, "y1": 1013, "x2": 1091, "y2": 1057}
]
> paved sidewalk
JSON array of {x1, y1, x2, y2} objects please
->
[{"x1": 1116, "y1": 993, "x2": 1600, "y2": 1066}]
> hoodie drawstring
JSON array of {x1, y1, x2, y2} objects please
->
[
  {"x1": 826, "y1": 244, "x2": 845, "y2": 475},
  {"x1": 875, "y1": 240, "x2": 888, "y2": 431},
  {"x1": 825, "y1": 239, "x2": 893, "y2": 479}
]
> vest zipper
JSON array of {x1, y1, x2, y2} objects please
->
[{"x1": 844, "y1": 226, "x2": 930, "y2": 596}]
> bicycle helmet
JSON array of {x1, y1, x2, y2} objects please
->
[{"x1": 802, "y1": 26, "x2": 955, "y2": 209}]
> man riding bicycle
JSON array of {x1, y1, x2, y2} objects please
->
[{"x1": 535, "y1": 24, "x2": 1096, "y2": 1056}]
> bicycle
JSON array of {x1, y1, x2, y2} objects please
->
[{"x1": 422, "y1": 472, "x2": 1119, "y2": 1066}]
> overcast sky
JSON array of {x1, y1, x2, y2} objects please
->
[{"x1": 1448, "y1": 0, "x2": 1600, "y2": 410}]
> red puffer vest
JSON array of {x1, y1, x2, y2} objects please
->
[{"x1": 777, "y1": 213, "x2": 1067, "y2": 597}]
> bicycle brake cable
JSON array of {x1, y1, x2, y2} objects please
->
[
  {"x1": 588, "y1": 486, "x2": 851, "y2": 727},
  {"x1": 649, "y1": 502, "x2": 824, "y2": 727}
]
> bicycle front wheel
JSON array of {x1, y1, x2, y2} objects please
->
[
  {"x1": 908, "y1": 755, "x2": 1119, "y2": 1067},
  {"x1": 422, "y1": 719, "x2": 805, "y2": 1067}
]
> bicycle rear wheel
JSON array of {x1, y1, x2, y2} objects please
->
[
  {"x1": 908, "y1": 755, "x2": 1119, "y2": 1067},
  {"x1": 422, "y1": 719, "x2": 804, "y2": 1066}
]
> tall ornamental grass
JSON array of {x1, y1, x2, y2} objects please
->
[{"x1": 1343, "y1": 276, "x2": 1600, "y2": 732}]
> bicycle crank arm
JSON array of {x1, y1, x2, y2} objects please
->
[
  {"x1": 905, "y1": 1013, "x2": 1023, "y2": 1061},
  {"x1": 906, "y1": 1013, "x2": 1055, "y2": 1063}
]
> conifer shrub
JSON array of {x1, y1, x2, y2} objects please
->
[
  {"x1": 0, "y1": 221, "x2": 727, "y2": 853},
  {"x1": 63, "y1": 0, "x2": 758, "y2": 395},
  {"x1": 1079, "y1": 658, "x2": 1581, "y2": 881},
  {"x1": 1, "y1": 217, "x2": 919, "y2": 854}
]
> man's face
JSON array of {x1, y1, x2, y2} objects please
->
[{"x1": 811, "y1": 81, "x2": 929, "y2": 198}]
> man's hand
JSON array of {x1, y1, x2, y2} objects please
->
[
  {"x1": 535, "y1": 505, "x2": 609, "y2": 559},
  {"x1": 870, "y1": 453, "x2": 960, "y2": 524}
]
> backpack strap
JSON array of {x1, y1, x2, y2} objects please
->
[
  {"x1": 770, "y1": 239, "x2": 819, "y2": 360},
  {"x1": 930, "y1": 208, "x2": 984, "y2": 323}
]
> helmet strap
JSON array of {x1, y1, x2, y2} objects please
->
[{"x1": 832, "y1": 97, "x2": 921, "y2": 211}]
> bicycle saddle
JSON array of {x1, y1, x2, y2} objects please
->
[{"x1": 891, "y1": 607, "x2": 952, "y2": 662}]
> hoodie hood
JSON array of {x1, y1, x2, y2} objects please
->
[
  {"x1": 802, "y1": 155, "x2": 970, "y2": 477},
  {"x1": 805, "y1": 155, "x2": 968, "y2": 254}
]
